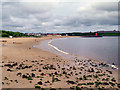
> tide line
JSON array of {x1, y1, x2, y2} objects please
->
[{"x1": 48, "y1": 40, "x2": 69, "y2": 55}]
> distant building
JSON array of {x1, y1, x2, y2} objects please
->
[
  {"x1": 9, "y1": 36, "x2": 13, "y2": 38},
  {"x1": 46, "y1": 33, "x2": 61, "y2": 36}
]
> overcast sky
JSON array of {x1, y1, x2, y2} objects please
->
[{"x1": 1, "y1": 0, "x2": 119, "y2": 33}]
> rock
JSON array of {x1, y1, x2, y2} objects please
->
[
  {"x1": 19, "y1": 64, "x2": 23, "y2": 67},
  {"x1": 31, "y1": 73, "x2": 35, "y2": 77},
  {"x1": 55, "y1": 72, "x2": 58, "y2": 75},
  {"x1": 38, "y1": 69, "x2": 42, "y2": 72},
  {"x1": 73, "y1": 66, "x2": 76, "y2": 70},
  {"x1": 17, "y1": 72, "x2": 22, "y2": 76},
  {"x1": 29, "y1": 66, "x2": 32, "y2": 68},
  {"x1": 38, "y1": 81, "x2": 42, "y2": 85},
  {"x1": 44, "y1": 84, "x2": 47, "y2": 86},
  {"x1": 15, "y1": 80, "x2": 18, "y2": 83},
  {"x1": 7, "y1": 69, "x2": 12, "y2": 72},
  {"x1": 4, "y1": 64, "x2": 13, "y2": 68},
  {"x1": 22, "y1": 75, "x2": 28, "y2": 78},
  {"x1": 10, "y1": 80, "x2": 13, "y2": 82},
  {"x1": 63, "y1": 71, "x2": 67, "y2": 74},
  {"x1": 24, "y1": 66, "x2": 29, "y2": 68},
  {"x1": 16, "y1": 67, "x2": 20, "y2": 69},
  {"x1": 103, "y1": 82, "x2": 109, "y2": 85},
  {"x1": 35, "y1": 86, "x2": 41, "y2": 88},
  {"x1": 22, "y1": 67, "x2": 25, "y2": 69},
  {"x1": 31, "y1": 69, "x2": 36, "y2": 71},
  {"x1": 41, "y1": 73, "x2": 44, "y2": 76},
  {"x1": 12, "y1": 63, "x2": 18, "y2": 66},
  {"x1": 45, "y1": 81, "x2": 50, "y2": 83},
  {"x1": 66, "y1": 80, "x2": 76, "y2": 84},
  {"x1": 2, "y1": 82, "x2": 4, "y2": 85},
  {"x1": 4, "y1": 77, "x2": 8, "y2": 80}
]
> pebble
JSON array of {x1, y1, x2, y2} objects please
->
[{"x1": 38, "y1": 81, "x2": 42, "y2": 85}]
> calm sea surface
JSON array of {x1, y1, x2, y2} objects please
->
[{"x1": 37, "y1": 36, "x2": 119, "y2": 65}]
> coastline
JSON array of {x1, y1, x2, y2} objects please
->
[
  {"x1": 46, "y1": 37, "x2": 118, "y2": 70},
  {"x1": 1, "y1": 36, "x2": 119, "y2": 88},
  {"x1": 48, "y1": 39, "x2": 69, "y2": 55}
]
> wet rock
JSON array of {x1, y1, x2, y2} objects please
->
[
  {"x1": 7, "y1": 69, "x2": 12, "y2": 72},
  {"x1": 31, "y1": 73, "x2": 35, "y2": 77},
  {"x1": 24, "y1": 66, "x2": 29, "y2": 68},
  {"x1": 103, "y1": 82, "x2": 109, "y2": 85},
  {"x1": 29, "y1": 66, "x2": 32, "y2": 68},
  {"x1": 15, "y1": 80, "x2": 18, "y2": 83},
  {"x1": 12, "y1": 62, "x2": 18, "y2": 66},
  {"x1": 22, "y1": 67, "x2": 25, "y2": 69},
  {"x1": 63, "y1": 71, "x2": 67, "y2": 74},
  {"x1": 45, "y1": 81, "x2": 50, "y2": 83},
  {"x1": 66, "y1": 80, "x2": 76, "y2": 84},
  {"x1": 99, "y1": 63, "x2": 109, "y2": 67},
  {"x1": 38, "y1": 69, "x2": 42, "y2": 72},
  {"x1": 4, "y1": 77, "x2": 8, "y2": 80},
  {"x1": 41, "y1": 73, "x2": 44, "y2": 76},
  {"x1": 16, "y1": 67, "x2": 20, "y2": 70},
  {"x1": 55, "y1": 72, "x2": 58, "y2": 75},
  {"x1": 31, "y1": 61, "x2": 35, "y2": 62},
  {"x1": 10, "y1": 80, "x2": 13, "y2": 82},
  {"x1": 17, "y1": 72, "x2": 22, "y2": 76},
  {"x1": 38, "y1": 81, "x2": 42, "y2": 85},
  {"x1": 44, "y1": 84, "x2": 47, "y2": 86},
  {"x1": 28, "y1": 77, "x2": 33, "y2": 80},
  {"x1": 73, "y1": 66, "x2": 76, "y2": 70},
  {"x1": 4, "y1": 64, "x2": 13, "y2": 68},
  {"x1": 35, "y1": 86, "x2": 41, "y2": 88},
  {"x1": 19, "y1": 64, "x2": 23, "y2": 67},
  {"x1": 31, "y1": 69, "x2": 36, "y2": 71},
  {"x1": 2, "y1": 82, "x2": 4, "y2": 85},
  {"x1": 22, "y1": 74, "x2": 28, "y2": 78}
]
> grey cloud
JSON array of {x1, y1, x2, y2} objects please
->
[
  {"x1": 93, "y1": 2, "x2": 118, "y2": 12},
  {"x1": 2, "y1": 1, "x2": 118, "y2": 33}
]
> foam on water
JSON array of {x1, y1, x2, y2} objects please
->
[{"x1": 48, "y1": 40, "x2": 69, "y2": 55}]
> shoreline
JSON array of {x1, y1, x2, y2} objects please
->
[
  {"x1": 45, "y1": 37, "x2": 119, "y2": 70},
  {"x1": 1, "y1": 36, "x2": 119, "y2": 88},
  {"x1": 48, "y1": 39, "x2": 69, "y2": 55}
]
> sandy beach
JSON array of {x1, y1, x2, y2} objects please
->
[{"x1": 1, "y1": 36, "x2": 119, "y2": 89}]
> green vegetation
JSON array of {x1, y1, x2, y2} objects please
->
[
  {"x1": 28, "y1": 77, "x2": 33, "y2": 80},
  {"x1": 76, "y1": 86, "x2": 81, "y2": 90},
  {"x1": 0, "y1": 30, "x2": 42, "y2": 37},
  {"x1": 87, "y1": 82, "x2": 94, "y2": 85},
  {"x1": 4, "y1": 77, "x2": 8, "y2": 80},
  {"x1": 102, "y1": 33, "x2": 120, "y2": 36},
  {"x1": 52, "y1": 75, "x2": 61, "y2": 83},
  {"x1": 1, "y1": 30, "x2": 26, "y2": 37},
  {"x1": 78, "y1": 83, "x2": 86, "y2": 86},
  {"x1": 35, "y1": 86, "x2": 41, "y2": 88}
]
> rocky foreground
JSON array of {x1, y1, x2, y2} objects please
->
[{"x1": 1, "y1": 56, "x2": 120, "y2": 89}]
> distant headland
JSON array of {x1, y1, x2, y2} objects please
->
[{"x1": 0, "y1": 30, "x2": 120, "y2": 38}]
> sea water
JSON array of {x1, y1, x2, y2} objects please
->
[{"x1": 37, "y1": 36, "x2": 119, "y2": 65}]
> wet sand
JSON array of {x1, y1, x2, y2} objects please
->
[{"x1": 1, "y1": 36, "x2": 119, "y2": 89}]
